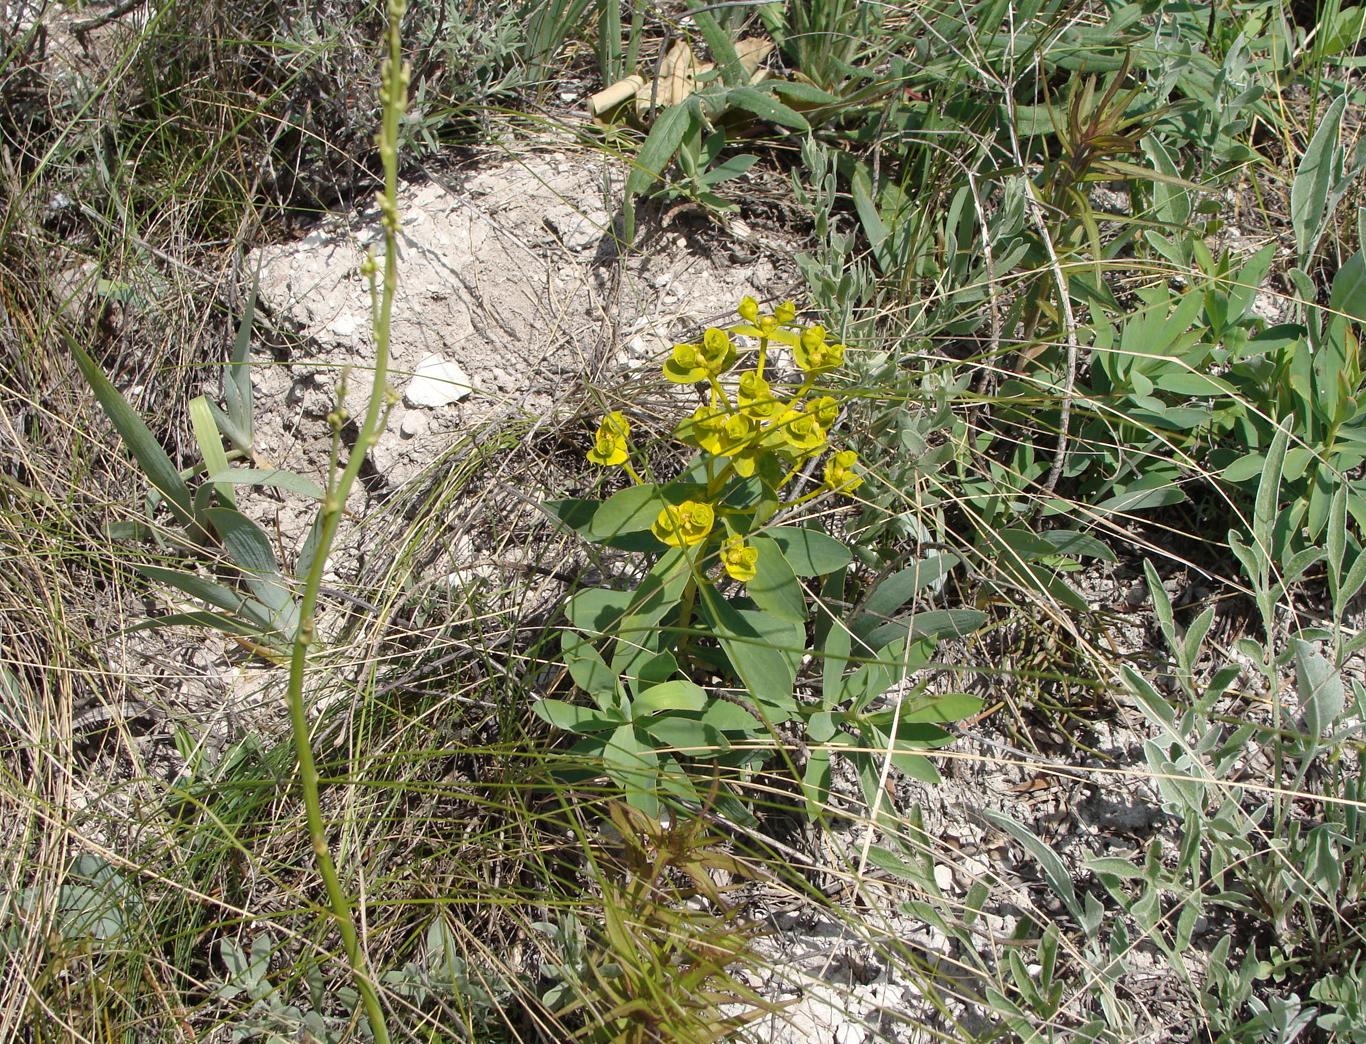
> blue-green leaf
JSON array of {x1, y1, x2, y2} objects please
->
[{"x1": 765, "y1": 526, "x2": 853, "y2": 576}]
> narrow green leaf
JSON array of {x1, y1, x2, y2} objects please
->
[
  {"x1": 623, "y1": 99, "x2": 697, "y2": 242},
  {"x1": 134, "y1": 564, "x2": 276, "y2": 632},
  {"x1": 225, "y1": 263, "x2": 257, "y2": 443},
  {"x1": 982, "y1": 808, "x2": 1082, "y2": 923},
  {"x1": 1292, "y1": 95, "x2": 1346, "y2": 260},
  {"x1": 1255, "y1": 423, "x2": 1291, "y2": 546},
  {"x1": 204, "y1": 468, "x2": 325, "y2": 500},
  {"x1": 189, "y1": 396, "x2": 233, "y2": 507},
  {"x1": 65, "y1": 333, "x2": 193, "y2": 523},
  {"x1": 689, "y1": 5, "x2": 745, "y2": 86},
  {"x1": 723, "y1": 85, "x2": 810, "y2": 130}
]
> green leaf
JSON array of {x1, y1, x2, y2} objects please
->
[
  {"x1": 1037, "y1": 530, "x2": 1115, "y2": 561},
  {"x1": 1095, "y1": 478, "x2": 1185, "y2": 515},
  {"x1": 802, "y1": 748, "x2": 831, "y2": 816},
  {"x1": 768, "y1": 80, "x2": 840, "y2": 106},
  {"x1": 700, "y1": 153, "x2": 758, "y2": 187},
  {"x1": 189, "y1": 396, "x2": 233, "y2": 507},
  {"x1": 1293, "y1": 639, "x2": 1344, "y2": 739},
  {"x1": 609, "y1": 550, "x2": 691, "y2": 676},
  {"x1": 898, "y1": 691, "x2": 983, "y2": 724},
  {"x1": 1221, "y1": 452, "x2": 1266, "y2": 483},
  {"x1": 859, "y1": 608, "x2": 986, "y2": 650},
  {"x1": 859, "y1": 552, "x2": 962, "y2": 623},
  {"x1": 699, "y1": 699, "x2": 762, "y2": 733},
  {"x1": 842, "y1": 637, "x2": 925, "y2": 712},
  {"x1": 589, "y1": 484, "x2": 667, "y2": 541},
  {"x1": 1255, "y1": 423, "x2": 1291, "y2": 545},
  {"x1": 624, "y1": 99, "x2": 698, "y2": 242},
  {"x1": 643, "y1": 714, "x2": 727, "y2": 753},
  {"x1": 689, "y1": 4, "x2": 745, "y2": 86},
  {"x1": 1329, "y1": 249, "x2": 1366, "y2": 323},
  {"x1": 982, "y1": 809, "x2": 1082, "y2": 923},
  {"x1": 204, "y1": 468, "x2": 325, "y2": 500},
  {"x1": 765, "y1": 526, "x2": 852, "y2": 576},
  {"x1": 747, "y1": 535, "x2": 806, "y2": 622},
  {"x1": 565, "y1": 588, "x2": 636, "y2": 636},
  {"x1": 130, "y1": 611, "x2": 282, "y2": 642},
  {"x1": 224, "y1": 265, "x2": 257, "y2": 446},
  {"x1": 202, "y1": 507, "x2": 296, "y2": 635},
  {"x1": 723, "y1": 85, "x2": 810, "y2": 130},
  {"x1": 65, "y1": 332, "x2": 193, "y2": 524},
  {"x1": 1291, "y1": 94, "x2": 1346, "y2": 261},
  {"x1": 602, "y1": 724, "x2": 659, "y2": 814},
  {"x1": 1085, "y1": 856, "x2": 1146, "y2": 881},
  {"x1": 562, "y1": 631, "x2": 617, "y2": 695},
  {"x1": 632, "y1": 680, "x2": 707, "y2": 715},
  {"x1": 532, "y1": 698, "x2": 621, "y2": 733},
  {"x1": 134, "y1": 564, "x2": 278, "y2": 633},
  {"x1": 697, "y1": 585, "x2": 801, "y2": 717}
]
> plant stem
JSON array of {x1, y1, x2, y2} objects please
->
[{"x1": 281, "y1": 6, "x2": 409, "y2": 1042}]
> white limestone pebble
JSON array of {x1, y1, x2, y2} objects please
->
[{"x1": 404, "y1": 354, "x2": 472, "y2": 407}]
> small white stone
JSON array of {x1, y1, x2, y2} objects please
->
[
  {"x1": 329, "y1": 313, "x2": 360, "y2": 338},
  {"x1": 404, "y1": 354, "x2": 472, "y2": 408},
  {"x1": 934, "y1": 864, "x2": 954, "y2": 892},
  {"x1": 399, "y1": 410, "x2": 428, "y2": 438}
]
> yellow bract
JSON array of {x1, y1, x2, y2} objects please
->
[
  {"x1": 587, "y1": 410, "x2": 631, "y2": 467},
  {"x1": 794, "y1": 325, "x2": 846, "y2": 373},
  {"x1": 720, "y1": 537, "x2": 758, "y2": 583},
  {"x1": 737, "y1": 370, "x2": 779, "y2": 418},
  {"x1": 663, "y1": 327, "x2": 736, "y2": 384},
  {"x1": 766, "y1": 407, "x2": 827, "y2": 457},
  {"x1": 824, "y1": 449, "x2": 863, "y2": 494},
  {"x1": 652, "y1": 500, "x2": 715, "y2": 548}
]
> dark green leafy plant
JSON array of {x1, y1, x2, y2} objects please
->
[{"x1": 540, "y1": 298, "x2": 983, "y2": 817}]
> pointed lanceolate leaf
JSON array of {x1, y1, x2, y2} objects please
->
[
  {"x1": 1291, "y1": 94, "x2": 1346, "y2": 260},
  {"x1": 189, "y1": 396, "x2": 233, "y2": 507},
  {"x1": 204, "y1": 468, "x2": 325, "y2": 500},
  {"x1": 224, "y1": 264, "x2": 258, "y2": 445},
  {"x1": 65, "y1": 333, "x2": 193, "y2": 524},
  {"x1": 1293, "y1": 638, "x2": 1344, "y2": 739}
]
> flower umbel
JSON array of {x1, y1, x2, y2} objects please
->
[
  {"x1": 823, "y1": 449, "x2": 863, "y2": 494},
  {"x1": 720, "y1": 537, "x2": 758, "y2": 583},
  {"x1": 651, "y1": 500, "x2": 716, "y2": 548},
  {"x1": 794, "y1": 326, "x2": 846, "y2": 374},
  {"x1": 664, "y1": 328, "x2": 737, "y2": 384},
  {"x1": 587, "y1": 411, "x2": 631, "y2": 467}
]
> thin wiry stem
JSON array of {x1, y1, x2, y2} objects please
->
[{"x1": 282, "y1": 5, "x2": 409, "y2": 1042}]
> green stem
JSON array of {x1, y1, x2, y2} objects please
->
[{"x1": 281, "y1": 7, "x2": 408, "y2": 1043}]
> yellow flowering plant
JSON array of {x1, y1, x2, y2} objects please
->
[{"x1": 539, "y1": 299, "x2": 983, "y2": 820}]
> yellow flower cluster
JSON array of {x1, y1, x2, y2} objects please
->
[{"x1": 585, "y1": 297, "x2": 865, "y2": 580}]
